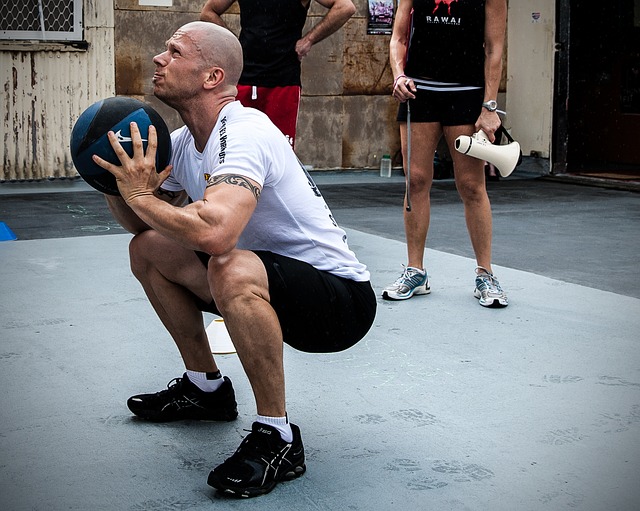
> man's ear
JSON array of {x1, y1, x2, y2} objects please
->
[{"x1": 204, "y1": 67, "x2": 224, "y2": 90}]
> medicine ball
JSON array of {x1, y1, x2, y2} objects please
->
[{"x1": 70, "y1": 97, "x2": 172, "y2": 195}]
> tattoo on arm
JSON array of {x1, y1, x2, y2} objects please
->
[
  {"x1": 157, "y1": 188, "x2": 187, "y2": 206},
  {"x1": 157, "y1": 188, "x2": 179, "y2": 199},
  {"x1": 206, "y1": 174, "x2": 261, "y2": 201}
]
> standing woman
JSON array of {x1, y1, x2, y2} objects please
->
[{"x1": 383, "y1": 0, "x2": 509, "y2": 308}]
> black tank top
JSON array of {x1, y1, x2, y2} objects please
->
[
  {"x1": 405, "y1": 0, "x2": 486, "y2": 86},
  {"x1": 238, "y1": 0, "x2": 310, "y2": 87}
]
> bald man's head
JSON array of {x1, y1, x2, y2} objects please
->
[{"x1": 177, "y1": 21, "x2": 243, "y2": 87}]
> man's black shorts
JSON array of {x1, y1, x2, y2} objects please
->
[
  {"x1": 195, "y1": 251, "x2": 376, "y2": 354},
  {"x1": 396, "y1": 87, "x2": 484, "y2": 126}
]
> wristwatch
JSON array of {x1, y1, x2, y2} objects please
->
[{"x1": 482, "y1": 100, "x2": 498, "y2": 112}]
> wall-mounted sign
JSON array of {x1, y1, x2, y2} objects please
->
[{"x1": 368, "y1": 0, "x2": 394, "y2": 35}]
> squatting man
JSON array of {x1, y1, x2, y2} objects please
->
[{"x1": 94, "y1": 21, "x2": 376, "y2": 498}]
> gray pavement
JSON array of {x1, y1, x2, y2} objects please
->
[{"x1": 1, "y1": 163, "x2": 639, "y2": 510}]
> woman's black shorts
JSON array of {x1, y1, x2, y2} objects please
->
[
  {"x1": 397, "y1": 87, "x2": 484, "y2": 126},
  {"x1": 195, "y1": 250, "x2": 376, "y2": 354}
]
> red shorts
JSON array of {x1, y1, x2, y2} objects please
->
[{"x1": 237, "y1": 85, "x2": 301, "y2": 148}]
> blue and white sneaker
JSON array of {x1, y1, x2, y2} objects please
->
[
  {"x1": 474, "y1": 267, "x2": 508, "y2": 308},
  {"x1": 382, "y1": 266, "x2": 430, "y2": 301}
]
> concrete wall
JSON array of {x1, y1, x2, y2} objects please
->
[
  {"x1": 113, "y1": 0, "x2": 196, "y2": 128},
  {"x1": 0, "y1": 0, "x2": 552, "y2": 181},
  {"x1": 112, "y1": 0, "x2": 516, "y2": 171},
  {"x1": 300, "y1": 2, "x2": 398, "y2": 169},
  {"x1": 113, "y1": 0, "x2": 399, "y2": 170},
  {"x1": 505, "y1": 1, "x2": 555, "y2": 158},
  {"x1": 0, "y1": 1, "x2": 115, "y2": 181}
]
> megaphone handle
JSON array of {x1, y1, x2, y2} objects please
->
[{"x1": 496, "y1": 124, "x2": 515, "y2": 143}]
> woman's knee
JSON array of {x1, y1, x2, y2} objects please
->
[
  {"x1": 457, "y1": 178, "x2": 489, "y2": 206},
  {"x1": 407, "y1": 165, "x2": 434, "y2": 191}
]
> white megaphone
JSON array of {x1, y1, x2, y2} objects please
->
[{"x1": 455, "y1": 129, "x2": 521, "y2": 178}]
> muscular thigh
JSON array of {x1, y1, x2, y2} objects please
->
[
  {"x1": 195, "y1": 250, "x2": 375, "y2": 353},
  {"x1": 130, "y1": 230, "x2": 212, "y2": 303},
  {"x1": 255, "y1": 251, "x2": 376, "y2": 353}
]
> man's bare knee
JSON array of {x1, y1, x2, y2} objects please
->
[
  {"x1": 128, "y1": 231, "x2": 159, "y2": 277},
  {"x1": 207, "y1": 253, "x2": 269, "y2": 315}
]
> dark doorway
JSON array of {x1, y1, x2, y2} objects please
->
[{"x1": 554, "y1": 0, "x2": 640, "y2": 177}]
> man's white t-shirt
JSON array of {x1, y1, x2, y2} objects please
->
[{"x1": 162, "y1": 101, "x2": 370, "y2": 282}]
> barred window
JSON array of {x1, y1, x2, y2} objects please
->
[{"x1": 0, "y1": 0, "x2": 82, "y2": 42}]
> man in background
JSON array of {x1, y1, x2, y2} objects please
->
[{"x1": 201, "y1": 0, "x2": 356, "y2": 147}]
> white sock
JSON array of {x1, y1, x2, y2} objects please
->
[
  {"x1": 256, "y1": 414, "x2": 293, "y2": 442},
  {"x1": 185, "y1": 369, "x2": 224, "y2": 393}
]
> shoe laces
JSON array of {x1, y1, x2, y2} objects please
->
[
  {"x1": 234, "y1": 429, "x2": 282, "y2": 462},
  {"x1": 157, "y1": 377, "x2": 182, "y2": 396},
  {"x1": 160, "y1": 377, "x2": 213, "y2": 411},
  {"x1": 476, "y1": 267, "x2": 503, "y2": 292},
  {"x1": 157, "y1": 377, "x2": 196, "y2": 402},
  {"x1": 395, "y1": 265, "x2": 424, "y2": 284}
]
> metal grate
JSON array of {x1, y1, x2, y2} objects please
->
[{"x1": 0, "y1": 0, "x2": 82, "y2": 41}]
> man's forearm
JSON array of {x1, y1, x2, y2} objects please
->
[
  {"x1": 200, "y1": 0, "x2": 233, "y2": 27},
  {"x1": 200, "y1": 10, "x2": 227, "y2": 27},
  {"x1": 302, "y1": 0, "x2": 356, "y2": 46},
  {"x1": 105, "y1": 195, "x2": 151, "y2": 234}
]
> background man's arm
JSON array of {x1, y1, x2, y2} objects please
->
[
  {"x1": 200, "y1": 0, "x2": 237, "y2": 27},
  {"x1": 296, "y1": 0, "x2": 356, "y2": 60}
]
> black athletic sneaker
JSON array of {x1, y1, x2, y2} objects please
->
[
  {"x1": 207, "y1": 422, "x2": 306, "y2": 498},
  {"x1": 126, "y1": 374, "x2": 238, "y2": 422}
]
